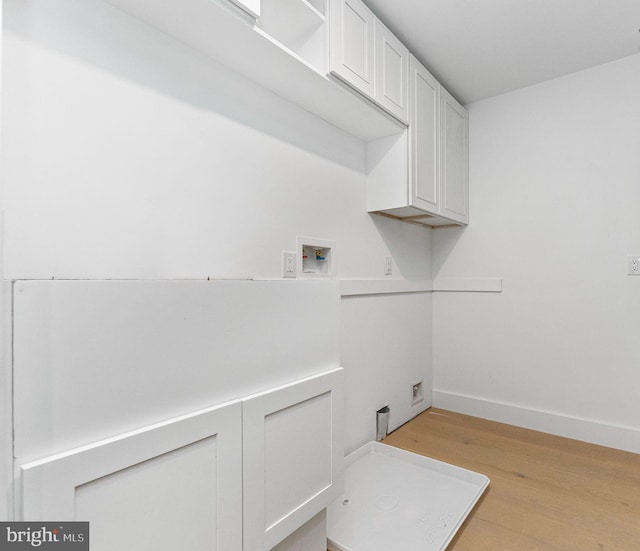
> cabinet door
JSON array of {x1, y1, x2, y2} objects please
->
[
  {"x1": 440, "y1": 88, "x2": 469, "y2": 224},
  {"x1": 375, "y1": 21, "x2": 409, "y2": 123},
  {"x1": 243, "y1": 368, "x2": 344, "y2": 551},
  {"x1": 329, "y1": 0, "x2": 375, "y2": 97},
  {"x1": 410, "y1": 55, "x2": 440, "y2": 213},
  {"x1": 21, "y1": 401, "x2": 243, "y2": 551}
]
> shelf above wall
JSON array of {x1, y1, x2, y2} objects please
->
[{"x1": 104, "y1": 0, "x2": 405, "y2": 141}]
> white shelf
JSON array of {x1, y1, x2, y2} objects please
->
[
  {"x1": 339, "y1": 280, "x2": 433, "y2": 296},
  {"x1": 105, "y1": 0, "x2": 404, "y2": 141},
  {"x1": 259, "y1": 0, "x2": 326, "y2": 71},
  {"x1": 260, "y1": 0, "x2": 325, "y2": 47}
]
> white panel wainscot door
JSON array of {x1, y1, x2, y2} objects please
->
[
  {"x1": 21, "y1": 401, "x2": 243, "y2": 551},
  {"x1": 329, "y1": 0, "x2": 375, "y2": 97},
  {"x1": 440, "y1": 87, "x2": 469, "y2": 224},
  {"x1": 374, "y1": 20, "x2": 409, "y2": 124},
  {"x1": 243, "y1": 367, "x2": 345, "y2": 550},
  {"x1": 410, "y1": 54, "x2": 440, "y2": 213}
]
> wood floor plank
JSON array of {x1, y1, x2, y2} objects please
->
[{"x1": 382, "y1": 408, "x2": 640, "y2": 551}]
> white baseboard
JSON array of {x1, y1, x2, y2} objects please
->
[{"x1": 433, "y1": 390, "x2": 640, "y2": 454}]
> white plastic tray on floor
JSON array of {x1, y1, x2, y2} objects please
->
[{"x1": 327, "y1": 441, "x2": 489, "y2": 551}]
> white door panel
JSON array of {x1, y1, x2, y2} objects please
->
[
  {"x1": 411, "y1": 56, "x2": 439, "y2": 211},
  {"x1": 243, "y1": 367, "x2": 344, "y2": 550},
  {"x1": 329, "y1": 0, "x2": 375, "y2": 96},
  {"x1": 21, "y1": 400, "x2": 243, "y2": 551},
  {"x1": 440, "y1": 89, "x2": 469, "y2": 223},
  {"x1": 375, "y1": 21, "x2": 409, "y2": 123}
]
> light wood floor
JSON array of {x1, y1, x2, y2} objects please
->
[{"x1": 381, "y1": 408, "x2": 640, "y2": 551}]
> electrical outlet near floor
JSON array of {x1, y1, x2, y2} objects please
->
[
  {"x1": 627, "y1": 255, "x2": 640, "y2": 275},
  {"x1": 411, "y1": 381, "x2": 424, "y2": 405}
]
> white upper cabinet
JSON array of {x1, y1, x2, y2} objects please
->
[
  {"x1": 440, "y1": 88, "x2": 469, "y2": 224},
  {"x1": 104, "y1": 0, "x2": 467, "y2": 224},
  {"x1": 329, "y1": 0, "x2": 376, "y2": 97},
  {"x1": 366, "y1": 55, "x2": 469, "y2": 227},
  {"x1": 329, "y1": 0, "x2": 409, "y2": 124},
  {"x1": 375, "y1": 20, "x2": 409, "y2": 123},
  {"x1": 410, "y1": 55, "x2": 440, "y2": 213}
]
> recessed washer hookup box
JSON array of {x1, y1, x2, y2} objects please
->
[{"x1": 327, "y1": 442, "x2": 489, "y2": 551}]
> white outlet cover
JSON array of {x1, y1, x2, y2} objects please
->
[
  {"x1": 411, "y1": 381, "x2": 423, "y2": 405},
  {"x1": 282, "y1": 251, "x2": 297, "y2": 278},
  {"x1": 384, "y1": 256, "x2": 392, "y2": 276},
  {"x1": 627, "y1": 255, "x2": 640, "y2": 276}
]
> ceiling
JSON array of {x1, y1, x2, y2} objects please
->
[{"x1": 364, "y1": 0, "x2": 640, "y2": 105}]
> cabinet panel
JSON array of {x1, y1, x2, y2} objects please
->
[
  {"x1": 366, "y1": 130, "x2": 408, "y2": 212},
  {"x1": 410, "y1": 56, "x2": 439, "y2": 212},
  {"x1": 375, "y1": 21, "x2": 409, "y2": 123},
  {"x1": 21, "y1": 401, "x2": 243, "y2": 551},
  {"x1": 264, "y1": 392, "x2": 332, "y2": 527},
  {"x1": 367, "y1": 56, "x2": 468, "y2": 227},
  {"x1": 20, "y1": 363, "x2": 344, "y2": 551},
  {"x1": 440, "y1": 89, "x2": 469, "y2": 224},
  {"x1": 243, "y1": 368, "x2": 344, "y2": 551},
  {"x1": 75, "y1": 439, "x2": 217, "y2": 550},
  {"x1": 329, "y1": 0, "x2": 375, "y2": 96}
]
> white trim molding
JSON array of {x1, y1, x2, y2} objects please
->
[
  {"x1": 432, "y1": 278, "x2": 502, "y2": 292},
  {"x1": 339, "y1": 278, "x2": 502, "y2": 296},
  {"x1": 340, "y1": 280, "x2": 432, "y2": 296},
  {"x1": 433, "y1": 390, "x2": 640, "y2": 454}
]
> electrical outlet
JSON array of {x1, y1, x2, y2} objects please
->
[
  {"x1": 411, "y1": 381, "x2": 424, "y2": 405},
  {"x1": 384, "y1": 256, "x2": 393, "y2": 276},
  {"x1": 627, "y1": 255, "x2": 640, "y2": 275},
  {"x1": 283, "y1": 251, "x2": 297, "y2": 278}
]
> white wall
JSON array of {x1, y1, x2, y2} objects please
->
[
  {"x1": 2, "y1": 0, "x2": 431, "y2": 281},
  {"x1": 0, "y1": 0, "x2": 9, "y2": 521},
  {"x1": 432, "y1": 54, "x2": 640, "y2": 452},
  {"x1": 12, "y1": 280, "x2": 341, "y2": 464},
  {"x1": 341, "y1": 290, "x2": 432, "y2": 454},
  {"x1": 0, "y1": 0, "x2": 433, "y2": 516}
]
